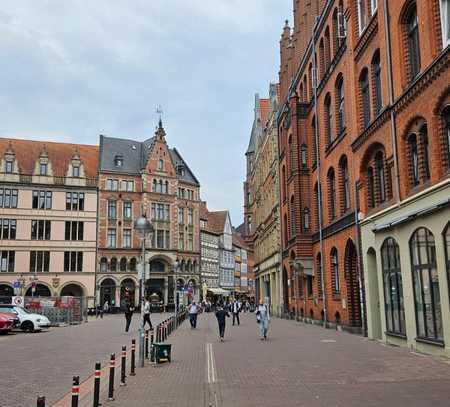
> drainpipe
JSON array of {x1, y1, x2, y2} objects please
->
[
  {"x1": 383, "y1": 0, "x2": 401, "y2": 203},
  {"x1": 312, "y1": 16, "x2": 328, "y2": 328}
]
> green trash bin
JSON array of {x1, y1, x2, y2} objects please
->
[{"x1": 154, "y1": 343, "x2": 172, "y2": 364}]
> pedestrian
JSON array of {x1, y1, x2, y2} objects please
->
[
  {"x1": 103, "y1": 300, "x2": 109, "y2": 315},
  {"x1": 215, "y1": 303, "x2": 230, "y2": 341},
  {"x1": 124, "y1": 301, "x2": 134, "y2": 332},
  {"x1": 188, "y1": 301, "x2": 199, "y2": 329},
  {"x1": 255, "y1": 299, "x2": 270, "y2": 340},
  {"x1": 143, "y1": 297, "x2": 153, "y2": 330},
  {"x1": 232, "y1": 299, "x2": 241, "y2": 326}
]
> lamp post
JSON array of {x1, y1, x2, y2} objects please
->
[
  {"x1": 172, "y1": 260, "x2": 179, "y2": 317},
  {"x1": 292, "y1": 259, "x2": 304, "y2": 320},
  {"x1": 134, "y1": 215, "x2": 154, "y2": 368}
]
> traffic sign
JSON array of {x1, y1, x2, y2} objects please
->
[
  {"x1": 12, "y1": 296, "x2": 24, "y2": 307},
  {"x1": 13, "y1": 281, "x2": 21, "y2": 289}
]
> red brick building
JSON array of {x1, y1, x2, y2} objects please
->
[{"x1": 277, "y1": 0, "x2": 450, "y2": 340}]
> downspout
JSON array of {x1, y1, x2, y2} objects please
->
[{"x1": 312, "y1": 16, "x2": 328, "y2": 328}]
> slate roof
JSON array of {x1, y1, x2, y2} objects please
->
[
  {"x1": 0, "y1": 137, "x2": 98, "y2": 178},
  {"x1": 99, "y1": 132, "x2": 199, "y2": 186},
  {"x1": 232, "y1": 230, "x2": 248, "y2": 250}
]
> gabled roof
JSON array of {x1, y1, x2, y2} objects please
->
[
  {"x1": 170, "y1": 148, "x2": 200, "y2": 186},
  {"x1": 246, "y1": 94, "x2": 269, "y2": 155},
  {"x1": 232, "y1": 230, "x2": 248, "y2": 250},
  {"x1": 0, "y1": 137, "x2": 98, "y2": 178}
]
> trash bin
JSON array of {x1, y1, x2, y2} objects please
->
[{"x1": 153, "y1": 343, "x2": 172, "y2": 363}]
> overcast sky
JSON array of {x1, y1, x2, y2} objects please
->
[{"x1": 0, "y1": 0, "x2": 291, "y2": 226}]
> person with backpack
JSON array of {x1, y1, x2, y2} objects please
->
[{"x1": 255, "y1": 299, "x2": 270, "y2": 340}]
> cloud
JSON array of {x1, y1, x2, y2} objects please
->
[{"x1": 0, "y1": 0, "x2": 291, "y2": 225}]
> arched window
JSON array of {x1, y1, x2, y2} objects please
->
[
  {"x1": 408, "y1": 134, "x2": 420, "y2": 186},
  {"x1": 381, "y1": 237, "x2": 405, "y2": 335},
  {"x1": 325, "y1": 93, "x2": 333, "y2": 145},
  {"x1": 360, "y1": 69, "x2": 371, "y2": 129},
  {"x1": 299, "y1": 83, "x2": 304, "y2": 102},
  {"x1": 283, "y1": 214, "x2": 288, "y2": 245},
  {"x1": 375, "y1": 151, "x2": 386, "y2": 203},
  {"x1": 152, "y1": 179, "x2": 157, "y2": 192},
  {"x1": 300, "y1": 144, "x2": 307, "y2": 167},
  {"x1": 336, "y1": 76, "x2": 345, "y2": 134},
  {"x1": 303, "y1": 208, "x2": 310, "y2": 231},
  {"x1": 100, "y1": 257, "x2": 107, "y2": 273},
  {"x1": 316, "y1": 253, "x2": 323, "y2": 297},
  {"x1": 340, "y1": 156, "x2": 350, "y2": 212},
  {"x1": 110, "y1": 257, "x2": 117, "y2": 272},
  {"x1": 130, "y1": 258, "x2": 137, "y2": 272},
  {"x1": 420, "y1": 125, "x2": 430, "y2": 181},
  {"x1": 312, "y1": 116, "x2": 318, "y2": 164},
  {"x1": 282, "y1": 165, "x2": 286, "y2": 201},
  {"x1": 319, "y1": 39, "x2": 325, "y2": 78},
  {"x1": 325, "y1": 27, "x2": 331, "y2": 70},
  {"x1": 357, "y1": 0, "x2": 367, "y2": 34},
  {"x1": 410, "y1": 228, "x2": 443, "y2": 341},
  {"x1": 290, "y1": 196, "x2": 296, "y2": 237},
  {"x1": 314, "y1": 183, "x2": 320, "y2": 230},
  {"x1": 303, "y1": 76, "x2": 308, "y2": 101},
  {"x1": 367, "y1": 166, "x2": 375, "y2": 208},
  {"x1": 308, "y1": 63, "x2": 313, "y2": 99},
  {"x1": 328, "y1": 168, "x2": 336, "y2": 220},
  {"x1": 405, "y1": 3, "x2": 421, "y2": 80},
  {"x1": 331, "y1": 248, "x2": 340, "y2": 294},
  {"x1": 372, "y1": 50, "x2": 382, "y2": 115},
  {"x1": 288, "y1": 135, "x2": 294, "y2": 173},
  {"x1": 120, "y1": 257, "x2": 127, "y2": 272},
  {"x1": 332, "y1": 8, "x2": 339, "y2": 54},
  {"x1": 443, "y1": 106, "x2": 450, "y2": 168}
]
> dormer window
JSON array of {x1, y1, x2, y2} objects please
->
[
  {"x1": 72, "y1": 166, "x2": 80, "y2": 177},
  {"x1": 157, "y1": 159, "x2": 164, "y2": 171},
  {"x1": 40, "y1": 163, "x2": 48, "y2": 176},
  {"x1": 114, "y1": 155, "x2": 123, "y2": 167},
  {"x1": 177, "y1": 164, "x2": 185, "y2": 176},
  {"x1": 5, "y1": 161, "x2": 13, "y2": 174}
]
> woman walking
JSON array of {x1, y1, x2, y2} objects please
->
[{"x1": 255, "y1": 300, "x2": 270, "y2": 340}]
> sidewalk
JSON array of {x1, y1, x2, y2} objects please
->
[{"x1": 97, "y1": 313, "x2": 450, "y2": 407}]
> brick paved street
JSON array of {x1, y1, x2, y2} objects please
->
[
  {"x1": 102, "y1": 313, "x2": 450, "y2": 407},
  {"x1": 0, "y1": 313, "x2": 169, "y2": 407}
]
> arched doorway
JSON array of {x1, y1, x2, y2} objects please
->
[
  {"x1": 282, "y1": 267, "x2": 289, "y2": 313},
  {"x1": 345, "y1": 240, "x2": 362, "y2": 327},
  {"x1": 0, "y1": 284, "x2": 13, "y2": 304},
  {"x1": 120, "y1": 278, "x2": 136, "y2": 308},
  {"x1": 25, "y1": 284, "x2": 51, "y2": 297},
  {"x1": 60, "y1": 283, "x2": 84, "y2": 297},
  {"x1": 366, "y1": 247, "x2": 382, "y2": 339},
  {"x1": 100, "y1": 278, "x2": 116, "y2": 307},
  {"x1": 146, "y1": 260, "x2": 167, "y2": 304}
]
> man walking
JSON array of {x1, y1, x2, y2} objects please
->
[
  {"x1": 143, "y1": 297, "x2": 153, "y2": 330},
  {"x1": 188, "y1": 301, "x2": 199, "y2": 329},
  {"x1": 124, "y1": 301, "x2": 134, "y2": 332},
  {"x1": 215, "y1": 303, "x2": 230, "y2": 341},
  {"x1": 232, "y1": 299, "x2": 241, "y2": 326}
]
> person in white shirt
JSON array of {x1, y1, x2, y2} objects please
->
[
  {"x1": 143, "y1": 298, "x2": 153, "y2": 330},
  {"x1": 188, "y1": 301, "x2": 199, "y2": 329},
  {"x1": 232, "y1": 299, "x2": 241, "y2": 326},
  {"x1": 255, "y1": 299, "x2": 270, "y2": 340}
]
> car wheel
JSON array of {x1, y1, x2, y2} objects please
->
[{"x1": 21, "y1": 321, "x2": 35, "y2": 333}]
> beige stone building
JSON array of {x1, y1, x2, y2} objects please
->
[
  {"x1": 244, "y1": 84, "x2": 283, "y2": 314},
  {"x1": 0, "y1": 138, "x2": 98, "y2": 306}
]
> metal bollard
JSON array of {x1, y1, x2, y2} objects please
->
[
  {"x1": 108, "y1": 353, "x2": 115, "y2": 401},
  {"x1": 93, "y1": 362, "x2": 101, "y2": 407},
  {"x1": 145, "y1": 330, "x2": 149, "y2": 359},
  {"x1": 130, "y1": 339, "x2": 136, "y2": 376},
  {"x1": 120, "y1": 346, "x2": 127, "y2": 386},
  {"x1": 36, "y1": 396, "x2": 46, "y2": 407},
  {"x1": 150, "y1": 330, "x2": 155, "y2": 362},
  {"x1": 71, "y1": 376, "x2": 80, "y2": 407}
]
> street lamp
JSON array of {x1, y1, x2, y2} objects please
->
[
  {"x1": 173, "y1": 260, "x2": 179, "y2": 320},
  {"x1": 134, "y1": 214, "x2": 154, "y2": 368},
  {"x1": 292, "y1": 259, "x2": 304, "y2": 320}
]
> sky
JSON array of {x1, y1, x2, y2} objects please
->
[{"x1": 0, "y1": 0, "x2": 292, "y2": 226}]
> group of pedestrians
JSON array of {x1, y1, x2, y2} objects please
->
[{"x1": 123, "y1": 297, "x2": 154, "y2": 332}]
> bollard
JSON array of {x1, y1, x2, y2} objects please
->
[
  {"x1": 36, "y1": 396, "x2": 46, "y2": 407},
  {"x1": 71, "y1": 376, "x2": 80, "y2": 407},
  {"x1": 108, "y1": 353, "x2": 115, "y2": 401},
  {"x1": 120, "y1": 346, "x2": 127, "y2": 386},
  {"x1": 150, "y1": 330, "x2": 155, "y2": 362},
  {"x1": 93, "y1": 362, "x2": 101, "y2": 407},
  {"x1": 130, "y1": 339, "x2": 136, "y2": 376},
  {"x1": 145, "y1": 330, "x2": 149, "y2": 359}
]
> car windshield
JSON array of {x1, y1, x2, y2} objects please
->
[{"x1": 15, "y1": 307, "x2": 31, "y2": 314}]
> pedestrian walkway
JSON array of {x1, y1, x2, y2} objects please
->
[{"x1": 98, "y1": 312, "x2": 450, "y2": 407}]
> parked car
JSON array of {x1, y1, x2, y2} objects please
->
[
  {"x1": 0, "y1": 313, "x2": 14, "y2": 333},
  {"x1": 0, "y1": 305, "x2": 51, "y2": 332},
  {"x1": 0, "y1": 311, "x2": 20, "y2": 328}
]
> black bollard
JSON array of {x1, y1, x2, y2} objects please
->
[
  {"x1": 93, "y1": 362, "x2": 101, "y2": 407},
  {"x1": 108, "y1": 353, "x2": 115, "y2": 401},
  {"x1": 36, "y1": 396, "x2": 46, "y2": 407},
  {"x1": 120, "y1": 345, "x2": 127, "y2": 386},
  {"x1": 71, "y1": 376, "x2": 80, "y2": 407},
  {"x1": 130, "y1": 339, "x2": 136, "y2": 376},
  {"x1": 145, "y1": 330, "x2": 149, "y2": 359}
]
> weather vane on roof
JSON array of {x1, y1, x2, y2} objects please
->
[{"x1": 156, "y1": 105, "x2": 163, "y2": 124}]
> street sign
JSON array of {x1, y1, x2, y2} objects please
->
[
  {"x1": 13, "y1": 281, "x2": 21, "y2": 289},
  {"x1": 12, "y1": 296, "x2": 24, "y2": 307}
]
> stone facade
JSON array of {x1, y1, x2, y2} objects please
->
[
  {"x1": 97, "y1": 121, "x2": 201, "y2": 309},
  {"x1": 0, "y1": 138, "x2": 98, "y2": 306}
]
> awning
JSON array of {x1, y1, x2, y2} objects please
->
[{"x1": 207, "y1": 288, "x2": 230, "y2": 295}]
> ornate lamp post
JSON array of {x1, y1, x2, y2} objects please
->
[{"x1": 134, "y1": 215, "x2": 154, "y2": 368}]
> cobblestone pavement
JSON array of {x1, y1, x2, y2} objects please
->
[
  {"x1": 102, "y1": 313, "x2": 450, "y2": 407},
  {"x1": 0, "y1": 312, "x2": 169, "y2": 407}
]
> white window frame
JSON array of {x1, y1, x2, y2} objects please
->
[
  {"x1": 357, "y1": 0, "x2": 367, "y2": 35},
  {"x1": 441, "y1": 0, "x2": 450, "y2": 48},
  {"x1": 370, "y1": 0, "x2": 378, "y2": 15}
]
